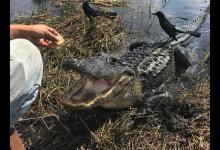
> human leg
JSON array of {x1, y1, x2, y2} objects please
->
[{"x1": 10, "y1": 38, "x2": 43, "y2": 127}]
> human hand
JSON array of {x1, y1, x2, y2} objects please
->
[
  {"x1": 24, "y1": 24, "x2": 61, "y2": 47},
  {"x1": 10, "y1": 24, "x2": 62, "y2": 47}
]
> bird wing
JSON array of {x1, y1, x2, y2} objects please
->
[
  {"x1": 83, "y1": 3, "x2": 101, "y2": 17},
  {"x1": 159, "y1": 19, "x2": 177, "y2": 39},
  {"x1": 162, "y1": 20, "x2": 176, "y2": 33}
]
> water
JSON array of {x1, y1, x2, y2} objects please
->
[
  {"x1": 112, "y1": 1, "x2": 210, "y2": 78},
  {"x1": 10, "y1": 0, "x2": 58, "y2": 22},
  {"x1": 10, "y1": 0, "x2": 210, "y2": 79}
]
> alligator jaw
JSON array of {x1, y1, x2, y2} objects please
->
[
  {"x1": 60, "y1": 73, "x2": 141, "y2": 109},
  {"x1": 60, "y1": 75, "x2": 117, "y2": 108}
]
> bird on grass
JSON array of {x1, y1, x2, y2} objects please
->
[
  {"x1": 153, "y1": 11, "x2": 201, "y2": 40},
  {"x1": 82, "y1": 1, "x2": 117, "y2": 20}
]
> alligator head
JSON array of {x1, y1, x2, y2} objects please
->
[{"x1": 61, "y1": 54, "x2": 142, "y2": 109}]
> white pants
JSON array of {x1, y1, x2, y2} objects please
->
[{"x1": 10, "y1": 39, "x2": 43, "y2": 127}]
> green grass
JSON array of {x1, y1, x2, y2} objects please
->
[{"x1": 12, "y1": 0, "x2": 210, "y2": 149}]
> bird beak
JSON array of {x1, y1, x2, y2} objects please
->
[{"x1": 152, "y1": 13, "x2": 156, "y2": 15}]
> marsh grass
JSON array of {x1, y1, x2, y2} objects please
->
[
  {"x1": 12, "y1": 0, "x2": 209, "y2": 149},
  {"x1": 75, "y1": 0, "x2": 127, "y2": 7}
]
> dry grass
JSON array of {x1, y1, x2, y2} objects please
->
[
  {"x1": 12, "y1": 0, "x2": 209, "y2": 150},
  {"x1": 75, "y1": 0, "x2": 127, "y2": 7},
  {"x1": 90, "y1": 0, "x2": 127, "y2": 7}
]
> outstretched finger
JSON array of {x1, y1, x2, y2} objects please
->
[
  {"x1": 45, "y1": 31, "x2": 59, "y2": 43},
  {"x1": 46, "y1": 26, "x2": 59, "y2": 36}
]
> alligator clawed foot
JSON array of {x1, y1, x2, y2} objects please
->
[
  {"x1": 132, "y1": 104, "x2": 153, "y2": 119},
  {"x1": 148, "y1": 91, "x2": 173, "y2": 101},
  {"x1": 132, "y1": 91, "x2": 173, "y2": 119}
]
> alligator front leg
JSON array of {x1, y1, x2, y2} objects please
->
[
  {"x1": 174, "y1": 46, "x2": 191, "y2": 75},
  {"x1": 133, "y1": 91, "x2": 173, "y2": 118}
]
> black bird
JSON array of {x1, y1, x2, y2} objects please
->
[
  {"x1": 153, "y1": 11, "x2": 201, "y2": 40},
  {"x1": 82, "y1": 1, "x2": 117, "y2": 20}
]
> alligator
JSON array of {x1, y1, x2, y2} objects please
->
[{"x1": 60, "y1": 5, "x2": 210, "y2": 110}]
